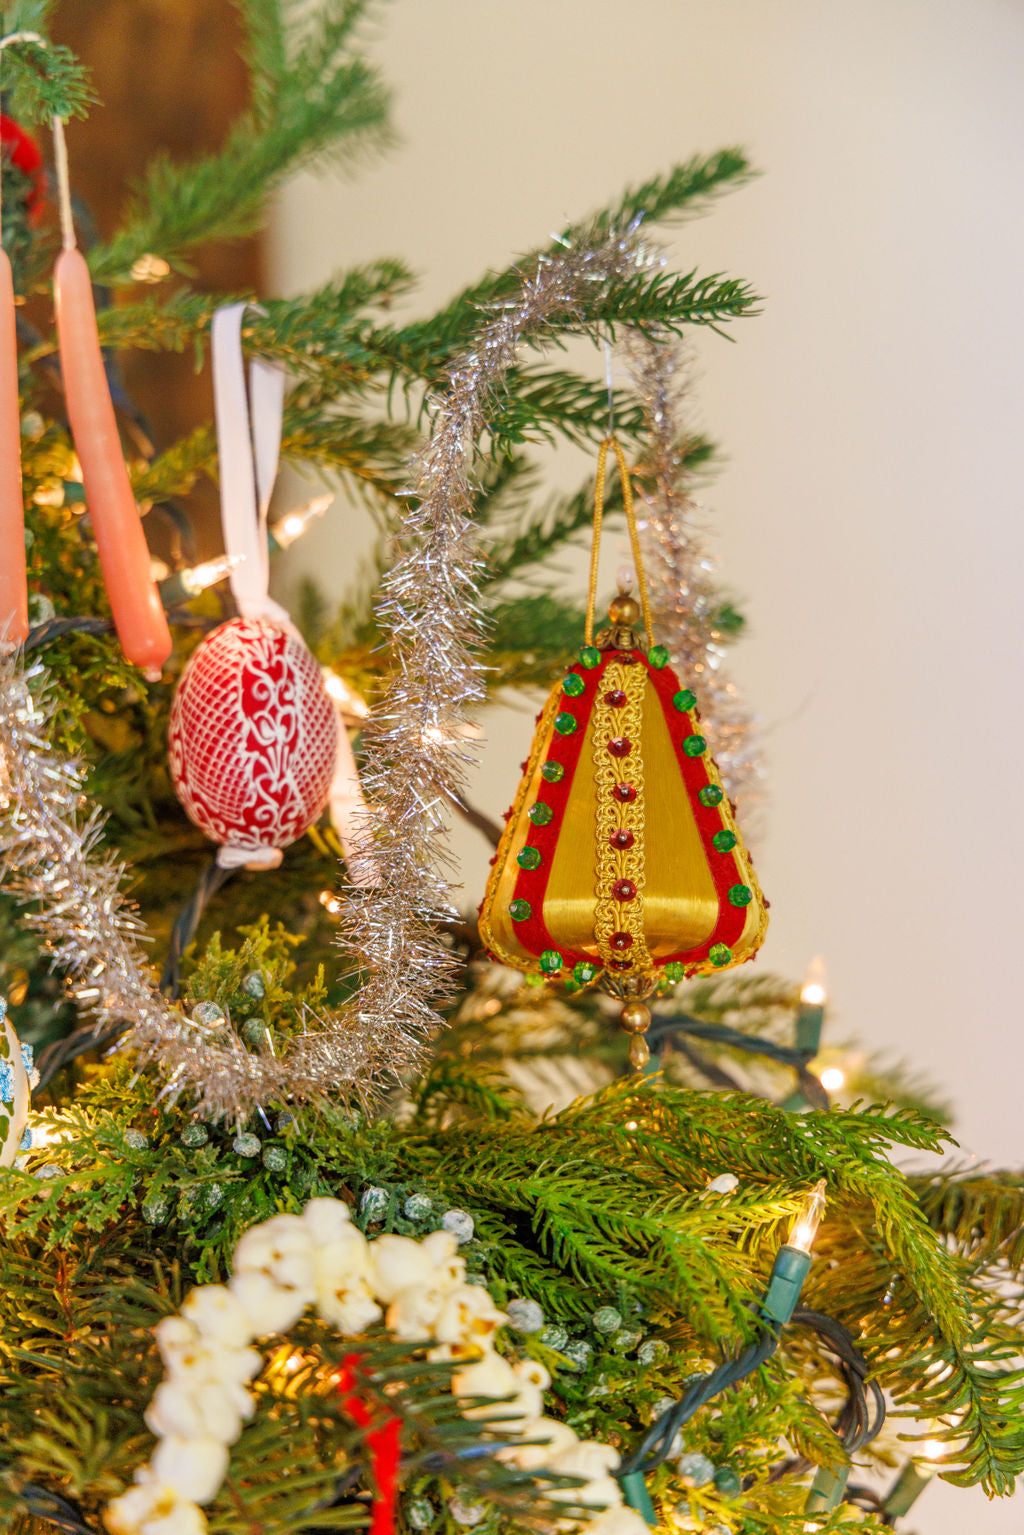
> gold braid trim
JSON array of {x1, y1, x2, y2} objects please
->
[{"x1": 592, "y1": 661, "x2": 653, "y2": 973}]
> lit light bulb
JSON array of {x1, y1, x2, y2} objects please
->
[
  {"x1": 818, "y1": 1065, "x2": 845, "y2": 1093},
  {"x1": 318, "y1": 889, "x2": 342, "y2": 916},
  {"x1": 271, "y1": 493, "x2": 333, "y2": 548},
  {"x1": 800, "y1": 954, "x2": 827, "y2": 1008},
  {"x1": 179, "y1": 553, "x2": 245, "y2": 596},
  {"x1": 33, "y1": 481, "x2": 65, "y2": 508},
  {"x1": 919, "y1": 1439, "x2": 944, "y2": 1463},
  {"x1": 28, "y1": 1118, "x2": 75, "y2": 1148},
  {"x1": 787, "y1": 1179, "x2": 827, "y2": 1254},
  {"x1": 322, "y1": 667, "x2": 370, "y2": 719},
  {"x1": 420, "y1": 720, "x2": 482, "y2": 748}
]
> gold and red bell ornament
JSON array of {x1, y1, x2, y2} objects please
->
[{"x1": 479, "y1": 437, "x2": 768, "y2": 1067}]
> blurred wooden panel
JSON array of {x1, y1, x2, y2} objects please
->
[{"x1": 52, "y1": 0, "x2": 264, "y2": 557}]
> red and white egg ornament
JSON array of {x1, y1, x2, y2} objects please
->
[{"x1": 168, "y1": 617, "x2": 338, "y2": 869}]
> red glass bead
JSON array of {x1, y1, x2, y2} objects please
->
[
  {"x1": 612, "y1": 782, "x2": 637, "y2": 804},
  {"x1": 609, "y1": 957, "x2": 633, "y2": 970},
  {"x1": 616, "y1": 652, "x2": 638, "y2": 665},
  {"x1": 604, "y1": 689, "x2": 627, "y2": 708},
  {"x1": 609, "y1": 828, "x2": 635, "y2": 850},
  {"x1": 610, "y1": 931, "x2": 633, "y2": 950},
  {"x1": 607, "y1": 737, "x2": 632, "y2": 758},
  {"x1": 612, "y1": 879, "x2": 637, "y2": 902}
]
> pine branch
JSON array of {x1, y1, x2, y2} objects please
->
[
  {"x1": 484, "y1": 595, "x2": 587, "y2": 689},
  {"x1": 128, "y1": 409, "x2": 415, "y2": 506},
  {"x1": 583, "y1": 267, "x2": 761, "y2": 340},
  {"x1": 488, "y1": 371, "x2": 645, "y2": 452},
  {"x1": 87, "y1": 0, "x2": 394, "y2": 281},
  {"x1": 582, "y1": 149, "x2": 756, "y2": 235},
  {"x1": 0, "y1": 8, "x2": 95, "y2": 123},
  {"x1": 479, "y1": 476, "x2": 621, "y2": 590}
]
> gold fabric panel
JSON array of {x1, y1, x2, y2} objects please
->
[
  {"x1": 633, "y1": 679, "x2": 720, "y2": 955},
  {"x1": 543, "y1": 673, "x2": 719, "y2": 956},
  {"x1": 541, "y1": 695, "x2": 602, "y2": 956}
]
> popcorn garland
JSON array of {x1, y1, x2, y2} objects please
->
[{"x1": 105, "y1": 1198, "x2": 650, "y2": 1535}]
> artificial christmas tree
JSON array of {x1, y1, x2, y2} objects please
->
[{"x1": 0, "y1": 7, "x2": 1021, "y2": 1535}]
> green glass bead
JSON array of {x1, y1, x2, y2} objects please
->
[
  {"x1": 663, "y1": 961, "x2": 686, "y2": 982},
  {"x1": 648, "y1": 645, "x2": 670, "y2": 669},
  {"x1": 712, "y1": 829, "x2": 737, "y2": 853},
  {"x1": 540, "y1": 949, "x2": 563, "y2": 974},
  {"x1": 728, "y1": 884, "x2": 753, "y2": 908},
  {"x1": 563, "y1": 672, "x2": 585, "y2": 697},
  {"x1": 683, "y1": 734, "x2": 707, "y2": 757},
  {"x1": 673, "y1": 688, "x2": 697, "y2": 712},
  {"x1": 573, "y1": 961, "x2": 598, "y2": 984},
  {"x1": 509, "y1": 899, "x2": 532, "y2": 921},
  {"x1": 529, "y1": 802, "x2": 553, "y2": 826},
  {"x1": 541, "y1": 761, "x2": 565, "y2": 783},
  {"x1": 554, "y1": 712, "x2": 577, "y2": 735},
  {"x1": 713, "y1": 1467, "x2": 742, "y2": 1499},
  {"x1": 517, "y1": 846, "x2": 542, "y2": 870},
  {"x1": 563, "y1": 977, "x2": 581, "y2": 995},
  {"x1": 579, "y1": 645, "x2": 602, "y2": 669},
  {"x1": 709, "y1": 943, "x2": 733, "y2": 967},
  {"x1": 699, "y1": 785, "x2": 723, "y2": 807}
]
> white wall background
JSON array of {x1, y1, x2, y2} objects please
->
[{"x1": 270, "y1": 5, "x2": 1024, "y2": 1528}]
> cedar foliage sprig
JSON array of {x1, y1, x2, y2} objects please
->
[{"x1": 3, "y1": 1059, "x2": 1019, "y2": 1515}]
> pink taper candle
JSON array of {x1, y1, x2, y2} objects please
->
[
  {"x1": 54, "y1": 246, "x2": 171, "y2": 678},
  {"x1": 0, "y1": 247, "x2": 27, "y2": 647}
]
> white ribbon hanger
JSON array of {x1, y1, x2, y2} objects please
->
[
  {"x1": 212, "y1": 302, "x2": 291, "y2": 627},
  {"x1": 211, "y1": 302, "x2": 377, "y2": 887}
]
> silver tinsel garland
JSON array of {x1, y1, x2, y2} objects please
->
[
  {"x1": 0, "y1": 226, "x2": 659, "y2": 1118},
  {"x1": 0, "y1": 656, "x2": 375, "y2": 1118},
  {"x1": 625, "y1": 333, "x2": 765, "y2": 821},
  {"x1": 337, "y1": 226, "x2": 662, "y2": 1083}
]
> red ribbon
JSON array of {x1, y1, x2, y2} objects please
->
[{"x1": 337, "y1": 1353, "x2": 402, "y2": 1535}]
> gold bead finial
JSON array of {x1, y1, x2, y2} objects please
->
[
  {"x1": 621, "y1": 1001, "x2": 651, "y2": 1035},
  {"x1": 608, "y1": 593, "x2": 641, "y2": 627},
  {"x1": 628, "y1": 1034, "x2": 651, "y2": 1070}
]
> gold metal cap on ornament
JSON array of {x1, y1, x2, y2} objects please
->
[{"x1": 478, "y1": 436, "x2": 768, "y2": 1063}]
